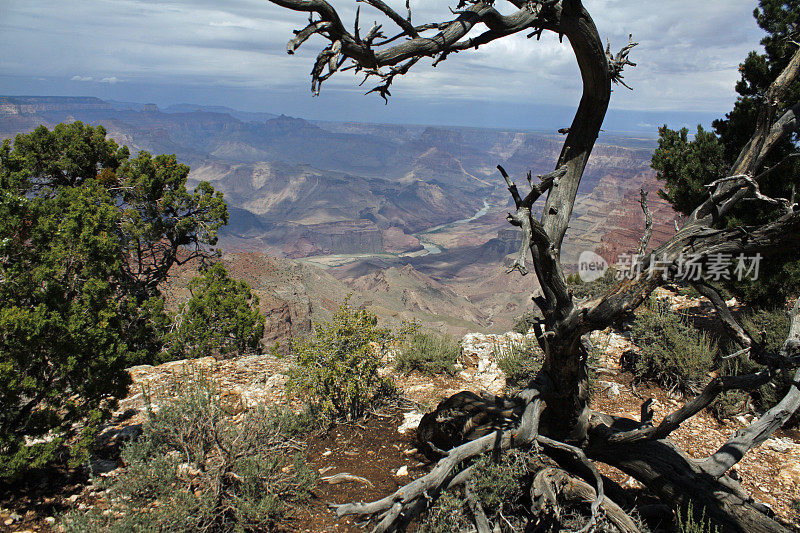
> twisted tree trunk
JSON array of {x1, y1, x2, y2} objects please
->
[{"x1": 263, "y1": 1, "x2": 800, "y2": 530}]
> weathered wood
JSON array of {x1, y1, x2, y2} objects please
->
[
  {"x1": 266, "y1": 1, "x2": 800, "y2": 531},
  {"x1": 701, "y1": 299, "x2": 800, "y2": 478},
  {"x1": 692, "y1": 280, "x2": 754, "y2": 349},
  {"x1": 636, "y1": 188, "x2": 653, "y2": 256},
  {"x1": 531, "y1": 467, "x2": 642, "y2": 533},
  {"x1": 588, "y1": 416, "x2": 789, "y2": 533}
]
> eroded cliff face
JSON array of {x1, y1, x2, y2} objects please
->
[
  {"x1": 259, "y1": 294, "x2": 312, "y2": 353},
  {"x1": 562, "y1": 170, "x2": 676, "y2": 266},
  {"x1": 222, "y1": 253, "x2": 317, "y2": 352},
  {"x1": 594, "y1": 174, "x2": 678, "y2": 263},
  {"x1": 302, "y1": 220, "x2": 384, "y2": 255}
]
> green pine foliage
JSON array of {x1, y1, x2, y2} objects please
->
[
  {"x1": 167, "y1": 263, "x2": 265, "y2": 360},
  {"x1": 652, "y1": 1, "x2": 800, "y2": 307},
  {"x1": 287, "y1": 299, "x2": 397, "y2": 420},
  {"x1": 0, "y1": 122, "x2": 228, "y2": 479},
  {"x1": 651, "y1": 125, "x2": 727, "y2": 215}
]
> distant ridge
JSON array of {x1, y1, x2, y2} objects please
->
[
  {"x1": 0, "y1": 96, "x2": 281, "y2": 124},
  {"x1": 0, "y1": 95, "x2": 111, "y2": 115},
  {"x1": 164, "y1": 103, "x2": 279, "y2": 123}
]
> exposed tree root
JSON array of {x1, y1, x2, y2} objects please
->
[
  {"x1": 333, "y1": 386, "x2": 637, "y2": 532},
  {"x1": 531, "y1": 467, "x2": 640, "y2": 533},
  {"x1": 330, "y1": 363, "x2": 798, "y2": 533},
  {"x1": 588, "y1": 412, "x2": 789, "y2": 533}
]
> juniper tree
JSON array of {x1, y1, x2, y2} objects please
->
[
  {"x1": 0, "y1": 123, "x2": 228, "y2": 479},
  {"x1": 653, "y1": 0, "x2": 800, "y2": 307}
]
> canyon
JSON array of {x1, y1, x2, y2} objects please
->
[{"x1": 1, "y1": 95, "x2": 677, "y2": 346}]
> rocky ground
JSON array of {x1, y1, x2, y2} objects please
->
[{"x1": 2, "y1": 300, "x2": 800, "y2": 532}]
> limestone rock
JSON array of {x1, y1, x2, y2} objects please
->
[
  {"x1": 397, "y1": 411, "x2": 424, "y2": 435},
  {"x1": 777, "y1": 462, "x2": 800, "y2": 486},
  {"x1": 460, "y1": 331, "x2": 539, "y2": 394}
]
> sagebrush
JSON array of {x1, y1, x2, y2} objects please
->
[
  {"x1": 395, "y1": 330, "x2": 460, "y2": 375},
  {"x1": 61, "y1": 373, "x2": 316, "y2": 532},
  {"x1": 629, "y1": 298, "x2": 718, "y2": 393},
  {"x1": 494, "y1": 340, "x2": 543, "y2": 392},
  {"x1": 287, "y1": 299, "x2": 399, "y2": 420}
]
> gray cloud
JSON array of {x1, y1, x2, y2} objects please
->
[{"x1": 0, "y1": 0, "x2": 767, "y2": 123}]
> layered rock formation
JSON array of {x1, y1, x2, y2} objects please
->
[
  {"x1": 594, "y1": 174, "x2": 678, "y2": 264},
  {"x1": 563, "y1": 170, "x2": 677, "y2": 266},
  {"x1": 300, "y1": 220, "x2": 384, "y2": 255}
]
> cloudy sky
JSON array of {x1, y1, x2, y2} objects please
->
[{"x1": 0, "y1": 0, "x2": 767, "y2": 132}]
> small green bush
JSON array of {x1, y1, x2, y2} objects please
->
[
  {"x1": 741, "y1": 307, "x2": 797, "y2": 425},
  {"x1": 630, "y1": 298, "x2": 718, "y2": 393},
  {"x1": 567, "y1": 267, "x2": 619, "y2": 299},
  {"x1": 677, "y1": 502, "x2": 719, "y2": 533},
  {"x1": 167, "y1": 262, "x2": 265, "y2": 361},
  {"x1": 710, "y1": 389, "x2": 749, "y2": 421},
  {"x1": 495, "y1": 340, "x2": 543, "y2": 391},
  {"x1": 395, "y1": 331, "x2": 460, "y2": 375},
  {"x1": 706, "y1": 308, "x2": 796, "y2": 424},
  {"x1": 418, "y1": 491, "x2": 473, "y2": 533},
  {"x1": 60, "y1": 374, "x2": 316, "y2": 532},
  {"x1": 419, "y1": 449, "x2": 532, "y2": 532},
  {"x1": 287, "y1": 298, "x2": 397, "y2": 420},
  {"x1": 471, "y1": 448, "x2": 531, "y2": 513},
  {"x1": 513, "y1": 310, "x2": 539, "y2": 334}
]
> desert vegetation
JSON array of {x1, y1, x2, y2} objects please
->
[
  {"x1": 0, "y1": 123, "x2": 265, "y2": 481},
  {"x1": 286, "y1": 299, "x2": 400, "y2": 420},
  {"x1": 395, "y1": 330, "x2": 461, "y2": 376},
  {"x1": 60, "y1": 374, "x2": 317, "y2": 532},
  {"x1": 2, "y1": 0, "x2": 800, "y2": 531},
  {"x1": 166, "y1": 262, "x2": 266, "y2": 361},
  {"x1": 264, "y1": 0, "x2": 800, "y2": 531}
]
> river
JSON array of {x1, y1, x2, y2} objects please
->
[{"x1": 414, "y1": 199, "x2": 492, "y2": 255}]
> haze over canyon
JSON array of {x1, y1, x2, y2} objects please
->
[{"x1": 1, "y1": 95, "x2": 677, "y2": 343}]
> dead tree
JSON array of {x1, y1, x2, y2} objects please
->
[{"x1": 265, "y1": 1, "x2": 800, "y2": 531}]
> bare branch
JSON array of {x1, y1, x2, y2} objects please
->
[
  {"x1": 332, "y1": 391, "x2": 544, "y2": 528},
  {"x1": 691, "y1": 280, "x2": 754, "y2": 350},
  {"x1": 531, "y1": 467, "x2": 642, "y2": 533},
  {"x1": 356, "y1": 0, "x2": 419, "y2": 38},
  {"x1": 606, "y1": 34, "x2": 638, "y2": 90},
  {"x1": 464, "y1": 480, "x2": 492, "y2": 533},
  {"x1": 579, "y1": 205, "x2": 800, "y2": 336},
  {"x1": 701, "y1": 299, "x2": 800, "y2": 479},
  {"x1": 522, "y1": 167, "x2": 566, "y2": 208},
  {"x1": 606, "y1": 370, "x2": 776, "y2": 445},
  {"x1": 536, "y1": 435, "x2": 605, "y2": 530},
  {"x1": 733, "y1": 46, "x2": 800, "y2": 174},
  {"x1": 497, "y1": 164, "x2": 523, "y2": 208},
  {"x1": 636, "y1": 188, "x2": 653, "y2": 256},
  {"x1": 287, "y1": 20, "x2": 332, "y2": 54},
  {"x1": 270, "y1": 0, "x2": 554, "y2": 97}
]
